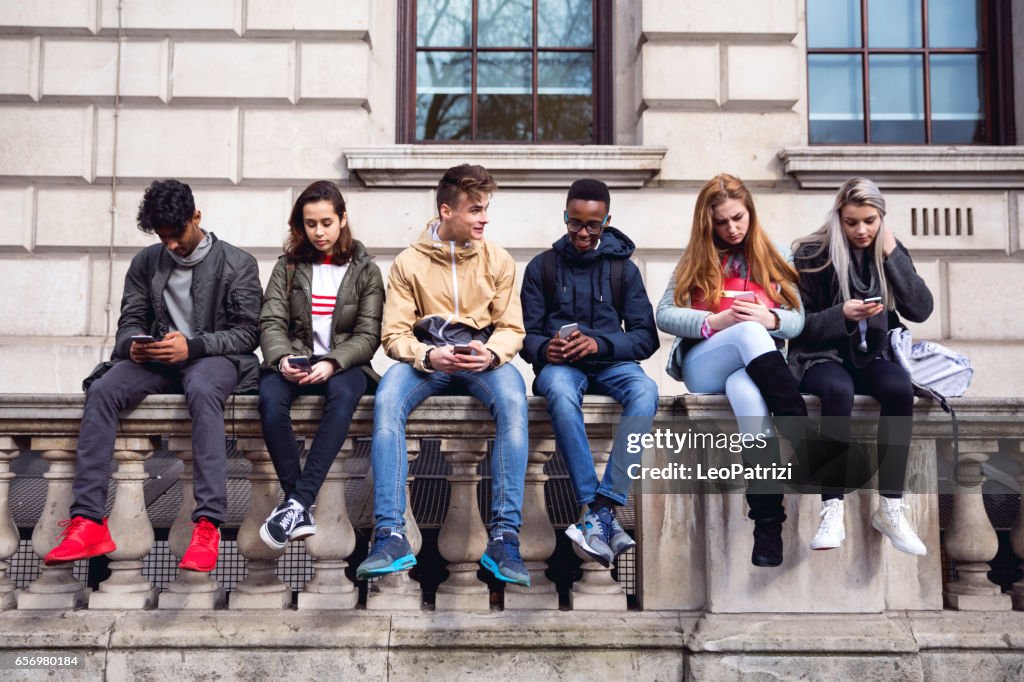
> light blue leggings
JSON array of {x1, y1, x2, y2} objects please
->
[{"x1": 682, "y1": 321, "x2": 778, "y2": 437}]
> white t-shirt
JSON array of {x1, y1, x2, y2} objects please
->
[{"x1": 310, "y1": 261, "x2": 348, "y2": 357}]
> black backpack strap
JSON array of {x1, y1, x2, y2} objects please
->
[
  {"x1": 915, "y1": 382, "x2": 959, "y2": 459},
  {"x1": 610, "y1": 258, "x2": 625, "y2": 322},
  {"x1": 541, "y1": 249, "x2": 558, "y2": 303}
]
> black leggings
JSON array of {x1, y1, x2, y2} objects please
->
[{"x1": 800, "y1": 358, "x2": 914, "y2": 500}]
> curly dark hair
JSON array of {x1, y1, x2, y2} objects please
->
[
  {"x1": 436, "y1": 164, "x2": 496, "y2": 214},
  {"x1": 284, "y1": 180, "x2": 354, "y2": 265},
  {"x1": 137, "y1": 179, "x2": 196, "y2": 235}
]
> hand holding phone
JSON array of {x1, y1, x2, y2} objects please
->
[
  {"x1": 287, "y1": 356, "x2": 313, "y2": 373},
  {"x1": 131, "y1": 334, "x2": 160, "y2": 344},
  {"x1": 557, "y1": 323, "x2": 579, "y2": 339},
  {"x1": 863, "y1": 296, "x2": 883, "y2": 304},
  {"x1": 453, "y1": 344, "x2": 476, "y2": 356}
]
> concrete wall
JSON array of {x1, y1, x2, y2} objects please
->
[{"x1": 0, "y1": 0, "x2": 1021, "y2": 396}]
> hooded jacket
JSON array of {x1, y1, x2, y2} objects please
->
[
  {"x1": 380, "y1": 224, "x2": 525, "y2": 371},
  {"x1": 259, "y1": 239, "x2": 383, "y2": 383},
  {"x1": 520, "y1": 226, "x2": 659, "y2": 373},
  {"x1": 84, "y1": 233, "x2": 262, "y2": 393}
]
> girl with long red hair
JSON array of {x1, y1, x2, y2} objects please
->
[{"x1": 656, "y1": 173, "x2": 807, "y2": 567}]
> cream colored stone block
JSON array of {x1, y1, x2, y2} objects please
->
[
  {"x1": 902, "y1": 259, "x2": 943, "y2": 341},
  {"x1": 95, "y1": 106, "x2": 239, "y2": 182},
  {"x1": 642, "y1": 0, "x2": 798, "y2": 37},
  {"x1": 751, "y1": 190, "x2": 834, "y2": 246},
  {"x1": 1018, "y1": 191, "x2": 1024, "y2": 255},
  {"x1": 343, "y1": 189, "x2": 435, "y2": 251},
  {"x1": 0, "y1": 0, "x2": 96, "y2": 31},
  {"x1": 0, "y1": 186, "x2": 33, "y2": 250},
  {"x1": 299, "y1": 42, "x2": 369, "y2": 103},
  {"x1": 726, "y1": 45, "x2": 801, "y2": 106},
  {"x1": 0, "y1": 105, "x2": 94, "y2": 180},
  {"x1": 887, "y1": 193, "x2": 1008, "y2": 252},
  {"x1": 613, "y1": 189, "x2": 698, "y2": 249},
  {"x1": 35, "y1": 186, "x2": 152, "y2": 248},
  {"x1": 42, "y1": 38, "x2": 168, "y2": 100},
  {"x1": 641, "y1": 44, "x2": 719, "y2": 108},
  {"x1": 191, "y1": 188, "x2": 294, "y2": 248},
  {"x1": 241, "y1": 108, "x2": 367, "y2": 181},
  {"x1": 940, "y1": 341, "x2": 1024, "y2": 397},
  {"x1": 88, "y1": 255, "x2": 135, "y2": 337},
  {"x1": 171, "y1": 41, "x2": 295, "y2": 102},
  {"x1": 948, "y1": 262, "x2": 1024, "y2": 341},
  {"x1": 639, "y1": 109, "x2": 801, "y2": 182},
  {"x1": 0, "y1": 257, "x2": 90, "y2": 335},
  {"x1": 245, "y1": 0, "x2": 370, "y2": 34},
  {"x1": 100, "y1": 0, "x2": 242, "y2": 34},
  {"x1": 0, "y1": 38, "x2": 40, "y2": 99}
]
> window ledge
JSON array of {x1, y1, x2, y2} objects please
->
[
  {"x1": 779, "y1": 146, "x2": 1024, "y2": 189},
  {"x1": 344, "y1": 145, "x2": 667, "y2": 189}
]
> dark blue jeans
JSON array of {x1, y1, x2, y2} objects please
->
[{"x1": 258, "y1": 367, "x2": 367, "y2": 509}]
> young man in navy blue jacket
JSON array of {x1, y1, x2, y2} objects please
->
[{"x1": 520, "y1": 179, "x2": 660, "y2": 567}]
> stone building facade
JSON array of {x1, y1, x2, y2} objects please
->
[{"x1": 1, "y1": 0, "x2": 1022, "y2": 396}]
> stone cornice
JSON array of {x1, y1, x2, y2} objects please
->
[
  {"x1": 344, "y1": 145, "x2": 667, "y2": 189},
  {"x1": 779, "y1": 146, "x2": 1024, "y2": 189}
]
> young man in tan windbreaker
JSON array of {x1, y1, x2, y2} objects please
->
[{"x1": 355, "y1": 164, "x2": 531, "y2": 586}]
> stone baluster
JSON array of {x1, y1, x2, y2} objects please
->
[
  {"x1": 571, "y1": 438, "x2": 627, "y2": 611},
  {"x1": 18, "y1": 438, "x2": 89, "y2": 610},
  {"x1": 366, "y1": 438, "x2": 423, "y2": 610},
  {"x1": 505, "y1": 439, "x2": 558, "y2": 610},
  {"x1": 0, "y1": 438, "x2": 22, "y2": 610},
  {"x1": 90, "y1": 437, "x2": 159, "y2": 609},
  {"x1": 1008, "y1": 441, "x2": 1024, "y2": 611},
  {"x1": 435, "y1": 437, "x2": 490, "y2": 611},
  {"x1": 160, "y1": 437, "x2": 225, "y2": 609},
  {"x1": 942, "y1": 440, "x2": 1011, "y2": 610},
  {"x1": 298, "y1": 438, "x2": 357, "y2": 609},
  {"x1": 230, "y1": 439, "x2": 290, "y2": 609}
]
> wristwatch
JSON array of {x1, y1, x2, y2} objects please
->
[
  {"x1": 488, "y1": 350, "x2": 500, "y2": 369},
  {"x1": 422, "y1": 347, "x2": 435, "y2": 371}
]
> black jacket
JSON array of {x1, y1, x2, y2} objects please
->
[
  {"x1": 84, "y1": 233, "x2": 263, "y2": 393},
  {"x1": 520, "y1": 227, "x2": 659, "y2": 374},
  {"x1": 789, "y1": 239, "x2": 933, "y2": 381}
]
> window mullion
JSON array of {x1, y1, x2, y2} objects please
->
[
  {"x1": 861, "y1": 0, "x2": 871, "y2": 143},
  {"x1": 532, "y1": 0, "x2": 539, "y2": 142},
  {"x1": 922, "y1": 0, "x2": 932, "y2": 143},
  {"x1": 471, "y1": 0, "x2": 479, "y2": 141}
]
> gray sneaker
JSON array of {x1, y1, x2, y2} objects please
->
[
  {"x1": 565, "y1": 510, "x2": 614, "y2": 567},
  {"x1": 606, "y1": 510, "x2": 636, "y2": 558}
]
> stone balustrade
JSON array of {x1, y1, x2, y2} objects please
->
[{"x1": 0, "y1": 393, "x2": 1021, "y2": 615}]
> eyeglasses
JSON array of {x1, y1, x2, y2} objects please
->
[{"x1": 564, "y1": 211, "x2": 609, "y2": 235}]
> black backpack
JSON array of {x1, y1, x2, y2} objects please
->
[{"x1": 540, "y1": 249, "x2": 626, "y2": 323}]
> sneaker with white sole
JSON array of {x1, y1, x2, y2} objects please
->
[
  {"x1": 871, "y1": 497, "x2": 927, "y2": 556},
  {"x1": 565, "y1": 509, "x2": 614, "y2": 567},
  {"x1": 259, "y1": 498, "x2": 305, "y2": 551},
  {"x1": 809, "y1": 498, "x2": 846, "y2": 550}
]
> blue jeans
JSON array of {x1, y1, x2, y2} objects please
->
[
  {"x1": 682, "y1": 321, "x2": 776, "y2": 436},
  {"x1": 371, "y1": 362, "x2": 529, "y2": 535},
  {"x1": 258, "y1": 367, "x2": 367, "y2": 510},
  {"x1": 534, "y1": 362, "x2": 658, "y2": 506}
]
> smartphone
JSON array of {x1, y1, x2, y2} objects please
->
[
  {"x1": 453, "y1": 344, "x2": 476, "y2": 355},
  {"x1": 287, "y1": 356, "x2": 313, "y2": 372},
  {"x1": 131, "y1": 334, "x2": 160, "y2": 344},
  {"x1": 863, "y1": 296, "x2": 883, "y2": 304},
  {"x1": 557, "y1": 323, "x2": 579, "y2": 339},
  {"x1": 732, "y1": 292, "x2": 756, "y2": 301}
]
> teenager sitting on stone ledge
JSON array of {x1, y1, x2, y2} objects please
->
[
  {"x1": 257, "y1": 180, "x2": 383, "y2": 551},
  {"x1": 519, "y1": 178, "x2": 659, "y2": 568},
  {"x1": 355, "y1": 164, "x2": 531, "y2": 587},
  {"x1": 791, "y1": 177, "x2": 934, "y2": 555},
  {"x1": 45, "y1": 179, "x2": 262, "y2": 573},
  {"x1": 656, "y1": 173, "x2": 807, "y2": 568}
]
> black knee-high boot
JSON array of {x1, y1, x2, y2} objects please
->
[{"x1": 744, "y1": 351, "x2": 807, "y2": 418}]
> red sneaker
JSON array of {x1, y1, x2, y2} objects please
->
[
  {"x1": 179, "y1": 517, "x2": 220, "y2": 572},
  {"x1": 43, "y1": 517, "x2": 116, "y2": 566}
]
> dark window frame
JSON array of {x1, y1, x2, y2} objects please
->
[
  {"x1": 806, "y1": 0, "x2": 1015, "y2": 145},
  {"x1": 396, "y1": 0, "x2": 614, "y2": 144}
]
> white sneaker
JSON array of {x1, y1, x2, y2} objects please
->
[
  {"x1": 809, "y1": 498, "x2": 845, "y2": 550},
  {"x1": 871, "y1": 497, "x2": 927, "y2": 556}
]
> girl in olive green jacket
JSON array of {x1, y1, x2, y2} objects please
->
[{"x1": 257, "y1": 180, "x2": 384, "y2": 551}]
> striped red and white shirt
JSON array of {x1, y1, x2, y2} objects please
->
[{"x1": 310, "y1": 253, "x2": 348, "y2": 357}]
